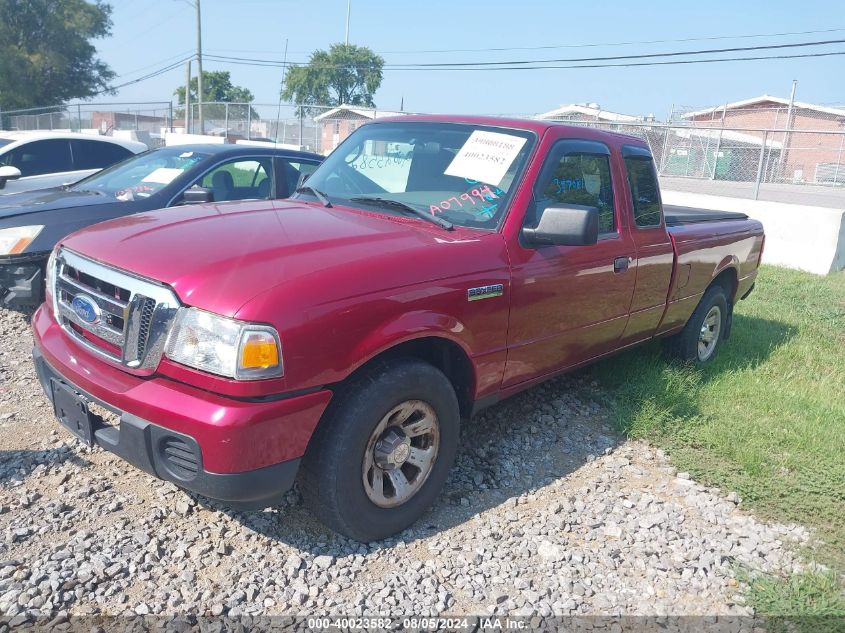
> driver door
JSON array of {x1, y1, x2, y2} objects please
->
[{"x1": 504, "y1": 138, "x2": 637, "y2": 387}]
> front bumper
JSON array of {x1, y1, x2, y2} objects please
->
[
  {"x1": 32, "y1": 304, "x2": 333, "y2": 509},
  {"x1": 0, "y1": 253, "x2": 47, "y2": 309}
]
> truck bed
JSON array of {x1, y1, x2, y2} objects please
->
[{"x1": 664, "y1": 205, "x2": 749, "y2": 226}]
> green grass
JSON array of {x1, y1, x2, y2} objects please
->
[{"x1": 588, "y1": 265, "x2": 845, "y2": 617}]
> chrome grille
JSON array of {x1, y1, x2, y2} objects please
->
[{"x1": 52, "y1": 249, "x2": 181, "y2": 373}]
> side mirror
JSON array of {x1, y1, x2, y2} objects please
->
[
  {"x1": 296, "y1": 172, "x2": 310, "y2": 189},
  {"x1": 522, "y1": 203, "x2": 599, "y2": 247},
  {"x1": 182, "y1": 186, "x2": 215, "y2": 204},
  {"x1": 0, "y1": 165, "x2": 22, "y2": 190}
]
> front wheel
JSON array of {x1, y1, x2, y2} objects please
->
[
  {"x1": 663, "y1": 285, "x2": 729, "y2": 364},
  {"x1": 299, "y1": 358, "x2": 460, "y2": 542}
]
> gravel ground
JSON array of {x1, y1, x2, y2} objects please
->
[{"x1": 0, "y1": 306, "x2": 810, "y2": 620}]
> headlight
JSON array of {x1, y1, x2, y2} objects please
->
[
  {"x1": 44, "y1": 248, "x2": 58, "y2": 317},
  {"x1": 164, "y1": 307, "x2": 283, "y2": 380},
  {"x1": 0, "y1": 225, "x2": 43, "y2": 255}
]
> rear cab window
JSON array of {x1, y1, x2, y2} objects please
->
[
  {"x1": 623, "y1": 146, "x2": 663, "y2": 228},
  {"x1": 532, "y1": 139, "x2": 617, "y2": 236}
]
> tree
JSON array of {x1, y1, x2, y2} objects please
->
[
  {"x1": 281, "y1": 44, "x2": 384, "y2": 109},
  {"x1": 0, "y1": 0, "x2": 114, "y2": 111},
  {"x1": 174, "y1": 70, "x2": 254, "y2": 106},
  {"x1": 174, "y1": 70, "x2": 256, "y2": 125}
]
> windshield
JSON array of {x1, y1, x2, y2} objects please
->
[
  {"x1": 300, "y1": 122, "x2": 535, "y2": 229},
  {"x1": 70, "y1": 147, "x2": 209, "y2": 200}
]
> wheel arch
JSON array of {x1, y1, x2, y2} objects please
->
[
  {"x1": 710, "y1": 264, "x2": 739, "y2": 303},
  {"x1": 338, "y1": 333, "x2": 477, "y2": 419}
]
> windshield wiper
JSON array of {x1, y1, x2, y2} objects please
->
[
  {"x1": 350, "y1": 196, "x2": 454, "y2": 231},
  {"x1": 295, "y1": 185, "x2": 332, "y2": 208}
]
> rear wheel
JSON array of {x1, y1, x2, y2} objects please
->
[
  {"x1": 299, "y1": 358, "x2": 460, "y2": 542},
  {"x1": 663, "y1": 285, "x2": 729, "y2": 364}
]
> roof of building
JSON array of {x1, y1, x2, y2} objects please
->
[
  {"x1": 674, "y1": 127, "x2": 783, "y2": 149},
  {"x1": 682, "y1": 95, "x2": 845, "y2": 119},
  {"x1": 313, "y1": 105, "x2": 406, "y2": 121},
  {"x1": 535, "y1": 103, "x2": 643, "y2": 123}
]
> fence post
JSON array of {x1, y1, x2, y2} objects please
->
[
  {"x1": 710, "y1": 104, "x2": 726, "y2": 180},
  {"x1": 833, "y1": 134, "x2": 844, "y2": 187},
  {"x1": 77, "y1": 104, "x2": 82, "y2": 131},
  {"x1": 169, "y1": 102, "x2": 174, "y2": 132},
  {"x1": 247, "y1": 104, "x2": 251, "y2": 140},
  {"x1": 753, "y1": 131, "x2": 769, "y2": 200},
  {"x1": 224, "y1": 103, "x2": 229, "y2": 139}
]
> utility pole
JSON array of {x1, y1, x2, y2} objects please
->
[
  {"x1": 196, "y1": 0, "x2": 204, "y2": 134},
  {"x1": 781, "y1": 79, "x2": 798, "y2": 182},
  {"x1": 345, "y1": 0, "x2": 351, "y2": 45},
  {"x1": 184, "y1": 60, "x2": 192, "y2": 133}
]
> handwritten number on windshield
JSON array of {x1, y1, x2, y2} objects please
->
[{"x1": 430, "y1": 185, "x2": 498, "y2": 215}]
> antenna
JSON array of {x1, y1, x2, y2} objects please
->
[{"x1": 273, "y1": 38, "x2": 290, "y2": 146}]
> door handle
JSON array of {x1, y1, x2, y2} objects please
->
[{"x1": 614, "y1": 256, "x2": 632, "y2": 273}]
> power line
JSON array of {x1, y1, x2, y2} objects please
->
[
  {"x1": 376, "y1": 27, "x2": 845, "y2": 54},
  {"x1": 114, "y1": 50, "x2": 195, "y2": 78},
  {"x1": 98, "y1": 56, "x2": 194, "y2": 94},
  {"x1": 201, "y1": 27, "x2": 845, "y2": 56},
  {"x1": 200, "y1": 37, "x2": 845, "y2": 70},
  {"x1": 202, "y1": 49, "x2": 845, "y2": 72},
  {"x1": 102, "y1": 37, "x2": 845, "y2": 94},
  {"x1": 387, "y1": 37, "x2": 845, "y2": 67}
]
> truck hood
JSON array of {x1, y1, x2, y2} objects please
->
[
  {"x1": 61, "y1": 199, "x2": 498, "y2": 317},
  {"x1": 0, "y1": 187, "x2": 115, "y2": 219}
]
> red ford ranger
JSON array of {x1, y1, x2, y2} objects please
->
[{"x1": 31, "y1": 116, "x2": 764, "y2": 541}]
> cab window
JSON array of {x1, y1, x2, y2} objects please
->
[
  {"x1": 625, "y1": 157, "x2": 662, "y2": 227},
  {"x1": 535, "y1": 143, "x2": 616, "y2": 235}
]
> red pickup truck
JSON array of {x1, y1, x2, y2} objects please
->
[{"x1": 31, "y1": 116, "x2": 764, "y2": 541}]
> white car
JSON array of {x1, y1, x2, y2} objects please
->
[{"x1": 0, "y1": 132, "x2": 147, "y2": 195}]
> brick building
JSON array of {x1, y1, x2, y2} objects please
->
[
  {"x1": 682, "y1": 96, "x2": 845, "y2": 183},
  {"x1": 314, "y1": 105, "x2": 405, "y2": 153}
]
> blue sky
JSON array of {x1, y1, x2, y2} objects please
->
[{"x1": 99, "y1": 0, "x2": 844, "y2": 117}]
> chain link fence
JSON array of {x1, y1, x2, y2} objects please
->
[
  {"x1": 179, "y1": 102, "x2": 410, "y2": 153},
  {"x1": 2, "y1": 100, "x2": 843, "y2": 205},
  {"x1": 0, "y1": 102, "x2": 173, "y2": 144},
  {"x1": 542, "y1": 117, "x2": 845, "y2": 205}
]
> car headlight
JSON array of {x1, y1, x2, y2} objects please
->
[
  {"x1": 0, "y1": 225, "x2": 43, "y2": 255},
  {"x1": 164, "y1": 307, "x2": 283, "y2": 380},
  {"x1": 44, "y1": 248, "x2": 58, "y2": 317}
]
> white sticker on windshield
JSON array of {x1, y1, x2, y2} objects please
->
[
  {"x1": 444, "y1": 130, "x2": 527, "y2": 186},
  {"x1": 142, "y1": 167, "x2": 183, "y2": 184},
  {"x1": 179, "y1": 151, "x2": 194, "y2": 158}
]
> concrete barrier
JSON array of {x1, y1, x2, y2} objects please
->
[{"x1": 662, "y1": 189, "x2": 845, "y2": 275}]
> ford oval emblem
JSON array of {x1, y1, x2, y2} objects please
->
[{"x1": 71, "y1": 294, "x2": 101, "y2": 324}]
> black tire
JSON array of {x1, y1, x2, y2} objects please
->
[
  {"x1": 663, "y1": 284, "x2": 729, "y2": 364},
  {"x1": 299, "y1": 358, "x2": 460, "y2": 542}
]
